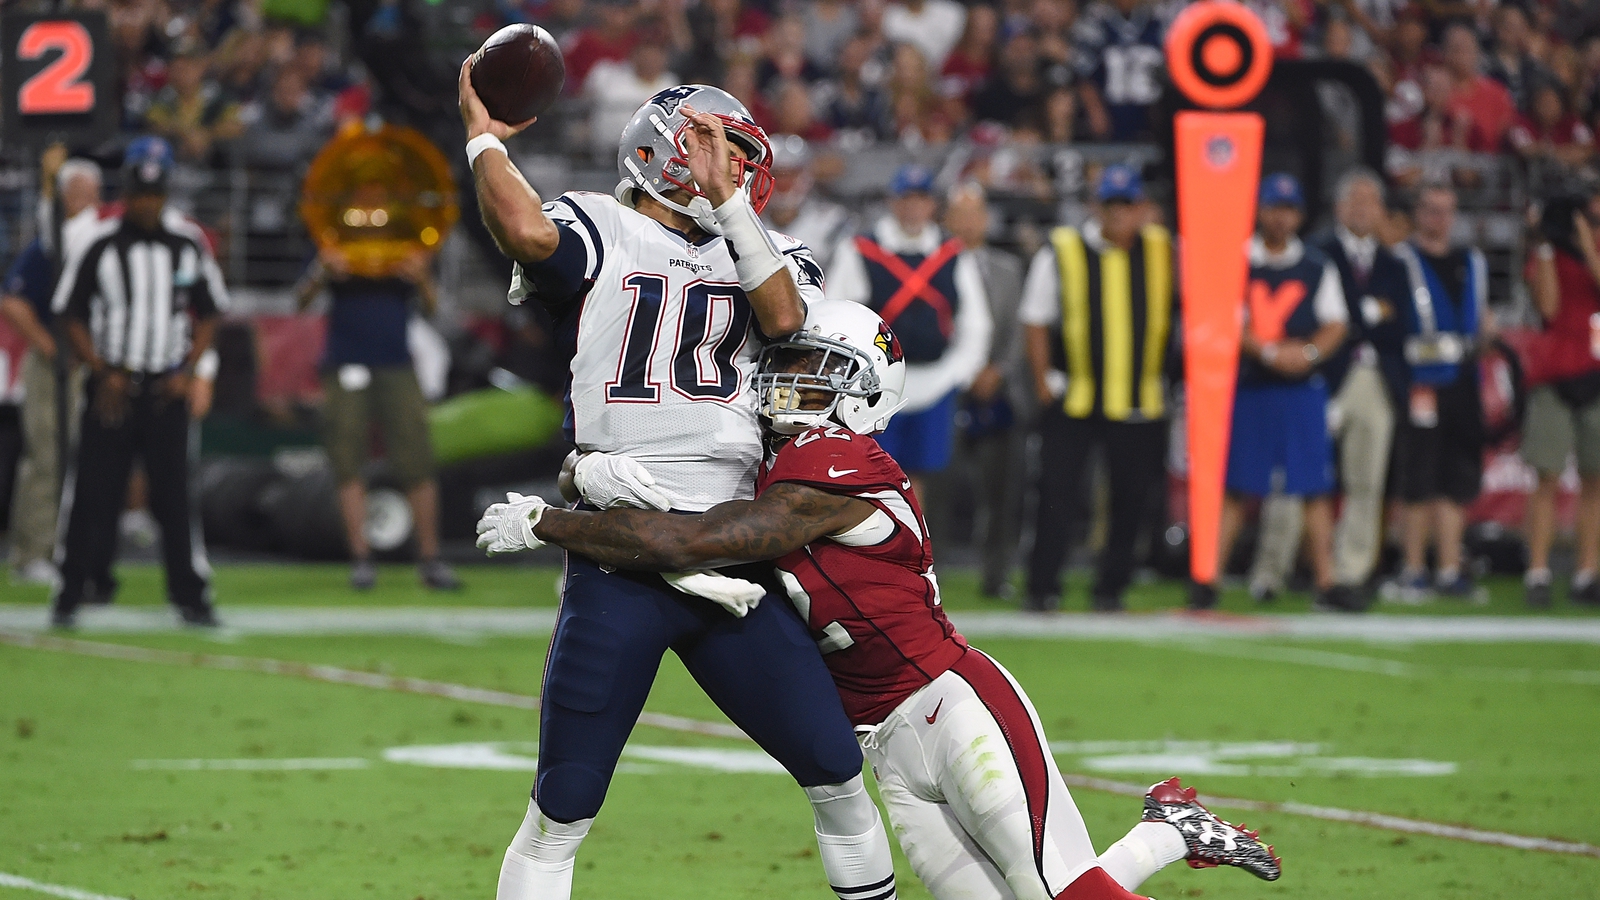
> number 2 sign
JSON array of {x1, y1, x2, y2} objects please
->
[{"x1": 1, "y1": 12, "x2": 114, "y2": 148}]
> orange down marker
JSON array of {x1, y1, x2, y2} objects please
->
[{"x1": 1166, "y1": 2, "x2": 1271, "y2": 586}]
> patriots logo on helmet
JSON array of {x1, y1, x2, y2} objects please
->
[
  {"x1": 649, "y1": 85, "x2": 699, "y2": 116},
  {"x1": 874, "y1": 323, "x2": 903, "y2": 363}
]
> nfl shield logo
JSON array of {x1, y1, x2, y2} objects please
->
[
  {"x1": 1205, "y1": 135, "x2": 1235, "y2": 169},
  {"x1": 686, "y1": 244, "x2": 698, "y2": 258}
]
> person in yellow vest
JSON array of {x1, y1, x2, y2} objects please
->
[
  {"x1": 1018, "y1": 164, "x2": 1175, "y2": 611},
  {"x1": 828, "y1": 164, "x2": 993, "y2": 508}
]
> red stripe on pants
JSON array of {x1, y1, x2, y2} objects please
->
[
  {"x1": 1054, "y1": 866, "x2": 1149, "y2": 900},
  {"x1": 949, "y1": 650, "x2": 1052, "y2": 882}
]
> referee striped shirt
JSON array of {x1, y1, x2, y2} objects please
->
[{"x1": 51, "y1": 210, "x2": 227, "y2": 374}]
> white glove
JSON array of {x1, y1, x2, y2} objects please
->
[
  {"x1": 664, "y1": 571, "x2": 766, "y2": 618},
  {"x1": 573, "y1": 452, "x2": 674, "y2": 511},
  {"x1": 475, "y1": 492, "x2": 550, "y2": 556}
]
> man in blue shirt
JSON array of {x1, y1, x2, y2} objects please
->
[
  {"x1": 295, "y1": 245, "x2": 459, "y2": 591},
  {"x1": 0, "y1": 155, "x2": 100, "y2": 585}
]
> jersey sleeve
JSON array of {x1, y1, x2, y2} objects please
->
[
  {"x1": 764, "y1": 427, "x2": 907, "y2": 495},
  {"x1": 774, "y1": 230, "x2": 826, "y2": 310},
  {"x1": 507, "y1": 191, "x2": 618, "y2": 315}
]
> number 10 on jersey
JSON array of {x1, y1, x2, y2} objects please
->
[{"x1": 606, "y1": 274, "x2": 754, "y2": 404}]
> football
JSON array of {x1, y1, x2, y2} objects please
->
[{"x1": 469, "y1": 23, "x2": 566, "y2": 125}]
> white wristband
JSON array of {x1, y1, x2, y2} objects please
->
[
  {"x1": 194, "y1": 348, "x2": 220, "y2": 381},
  {"x1": 711, "y1": 191, "x2": 786, "y2": 293},
  {"x1": 466, "y1": 133, "x2": 507, "y2": 167}
]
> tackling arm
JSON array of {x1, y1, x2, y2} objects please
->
[{"x1": 534, "y1": 483, "x2": 874, "y2": 571}]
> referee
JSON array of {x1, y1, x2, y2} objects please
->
[{"x1": 49, "y1": 137, "x2": 224, "y2": 629}]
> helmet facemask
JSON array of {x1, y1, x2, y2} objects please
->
[
  {"x1": 623, "y1": 111, "x2": 775, "y2": 234},
  {"x1": 756, "y1": 335, "x2": 882, "y2": 435}
]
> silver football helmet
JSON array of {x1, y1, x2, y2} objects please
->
[{"x1": 613, "y1": 85, "x2": 775, "y2": 234}]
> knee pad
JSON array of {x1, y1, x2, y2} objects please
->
[
  {"x1": 536, "y1": 763, "x2": 610, "y2": 824},
  {"x1": 803, "y1": 774, "x2": 881, "y2": 836}
]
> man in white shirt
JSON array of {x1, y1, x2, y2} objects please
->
[
  {"x1": 761, "y1": 134, "x2": 853, "y2": 272},
  {"x1": 586, "y1": 43, "x2": 676, "y2": 159},
  {"x1": 828, "y1": 164, "x2": 991, "y2": 506},
  {"x1": 882, "y1": 0, "x2": 967, "y2": 71}
]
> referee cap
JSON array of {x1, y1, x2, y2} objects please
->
[
  {"x1": 123, "y1": 136, "x2": 173, "y2": 194},
  {"x1": 889, "y1": 164, "x2": 936, "y2": 197},
  {"x1": 1097, "y1": 164, "x2": 1143, "y2": 203}
]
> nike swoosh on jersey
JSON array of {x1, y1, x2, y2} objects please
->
[
  {"x1": 925, "y1": 699, "x2": 943, "y2": 725},
  {"x1": 829, "y1": 467, "x2": 859, "y2": 478}
]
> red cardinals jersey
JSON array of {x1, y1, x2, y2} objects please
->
[{"x1": 757, "y1": 424, "x2": 968, "y2": 726}]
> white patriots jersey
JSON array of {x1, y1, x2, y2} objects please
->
[{"x1": 509, "y1": 191, "x2": 826, "y2": 511}]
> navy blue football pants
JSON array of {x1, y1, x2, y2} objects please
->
[{"x1": 533, "y1": 554, "x2": 865, "y2": 823}]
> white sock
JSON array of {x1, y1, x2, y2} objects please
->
[
  {"x1": 1098, "y1": 821, "x2": 1189, "y2": 891},
  {"x1": 1574, "y1": 569, "x2": 1596, "y2": 589},
  {"x1": 1526, "y1": 568, "x2": 1552, "y2": 587},
  {"x1": 804, "y1": 776, "x2": 897, "y2": 900},
  {"x1": 1435, "y1": 567, "x2": 1460, "y2": 586},
  {"x1": 496, "y1": 799, "x2": 593, "y2": 900}
]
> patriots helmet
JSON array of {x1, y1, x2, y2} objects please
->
[{"x1": 613, "y1": 84, "x2": 774, "y2": 234}]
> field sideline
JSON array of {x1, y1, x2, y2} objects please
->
[{"x1": 3, "y1": 563, "x2": 1598, "y2": 899}]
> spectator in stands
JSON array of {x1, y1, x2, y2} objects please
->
[
  {"x1": 1020, "y1": 165, "x2": 1175, "y2": 612},
  {"x1": 1337, "y1": 0, "x2": 1402, "y2": 61},
  {"x1": 945, "y1": 182, "x2": 1029, "y2": 599},
  {"x1": 1, "y1": 152, "x2": 99, "y2": 587},
  {"x1": 1487, "y1": 4, "x2": 1550, "y2": 114},
  {"x1": 940, "y1": 3, "x2": 998, "y2": 105},
  {"x1": 239, "y1": 67, "x2": 334, "y2": 170},
  {"x1": 768, "y1": 79, "x2": 833, "y2": 145},
  {"x1": 294, "y1": 246, "x2": 460, "y2": 593},
  {"x1": 561, "y1": 0, "x2": 639, "y2": 93},
  {"x1": 1521, "y1": 195, "x2": 1600, "y2": 608},
  {"x1": 1508, "y1": 80, "x2": 1595, "y2": 171},
  {"x1": 1244, "y1": 0, "x2": 1315, "y2": 60},
  {"x1": 1199, "y1": 174, "x2": 1347, "y2": 612},
  {"x1": 1389, "y1": 64, "x2": 1484, "y2": 186},
  {"x1": 757, "y1": 16, "x2": 826, "y2": 91},
  {"x1": 144, "y1": 40, "x2": 243, "y2": 165},
  {"x1": 817, "y1": 34, "x2": 891, "y2": 141},
  {"x1": 1443, "y1": 22, "x2": 1517, "y2": 151},
  {"x1": 683, "y1": 0, "x2": 770, "y2": 81},
  {"x1": 216, "y1": 27, "x2": 271, "y2": 106},
  {"x1": 828, "y1": 164, "x2": 992, "y2": 516},
  {"x1": 760, "y1": 135, "x2": 853, "y2": 271},
  {"x1": 586, "y1": 40, "x2": 676, "y2": 159},
  {"x1": 1073, "y1": 0, "x2": 1165, "y2": 141},
  {"x1": 883, "y1": 0, "x2": 967, "y2": 72},
  {"x1": 886, "y1": 43, "x2": 956, "y2": 147},
  {"x1": 802, "y1": 0, "x2": 859, "y2": 72},
  {"x1": 1031, "y1": 0, "x2": 1078, "y2": 86},
  {"x1": 1386, "y1": 184, "x2": 1491, "y2": 603},
  {"x1": 971, "y1": 29, "x2": 1046, "y2": 128}
]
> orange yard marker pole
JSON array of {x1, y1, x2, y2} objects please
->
[{"x1": 1165, "y1": 2, "x2": 1272, "y2": 586}]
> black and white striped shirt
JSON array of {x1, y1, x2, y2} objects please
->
[{"x1": 51, "y1": 211, "x2": 227, "y2": 374}]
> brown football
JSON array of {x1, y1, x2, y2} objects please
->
[{"x1": 469, "y1": 24, "x2": 566, "y2": 125}]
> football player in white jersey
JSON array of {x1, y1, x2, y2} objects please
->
[{"x1": 460, "y1": 66, "x2": 898, "y2": 900}]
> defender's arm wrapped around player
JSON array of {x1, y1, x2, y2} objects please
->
[{"x1": 476, "y1": 482, "x2": 871, "y2": 572}]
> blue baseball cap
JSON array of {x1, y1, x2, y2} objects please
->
[
  {"x1": 1097, "y1": 164, "x2": 1143, "y2": 203},
  {"x1": 1259, "y1": 172, "x2": 1304, "y2": 209},
  {"x1": 889, "y1": 164, "x2": 936, "y2": 197},
  {"x1": 123, "y1": 136, "x2": 173, "y2": 193}
]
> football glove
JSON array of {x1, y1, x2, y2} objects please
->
[
  {"x1": 475, "y1": 492, "x2": 550, "y2": 556},
  {"x1": 573, "y1": 451, "x2": 674, "y2": 511},
  {"x1": 664, "y1": 571, "x2": 766, "y2": 618}
]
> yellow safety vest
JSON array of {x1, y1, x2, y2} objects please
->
[{"x1": 1050, "y1": 223, "x2": 1173, "y2": 421}]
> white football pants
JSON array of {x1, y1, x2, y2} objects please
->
[{"x1": 861, "y1": 650, "x2": 1154, "y2": 900}]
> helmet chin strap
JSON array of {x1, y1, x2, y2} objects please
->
[{"x1": 621, "y1": 155, "x2": 727, "y2": 235}]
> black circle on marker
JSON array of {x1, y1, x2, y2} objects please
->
[{"x1": 1191, "y1": 22, "x2": 1253, "y2": 88}]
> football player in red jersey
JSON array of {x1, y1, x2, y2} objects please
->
[{"x1": 477, "y1": 301, "x2": 1281, "y2": 900}]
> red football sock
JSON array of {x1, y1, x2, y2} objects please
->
[{"x1": 1054, "y1": 866, "x2": 1150, "y2": 900}]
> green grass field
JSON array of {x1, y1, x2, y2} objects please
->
[{"x1": 3, "y1": 564, "x2": 1598, "y2": 900}]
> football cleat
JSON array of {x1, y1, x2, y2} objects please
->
[{"x1": 1142, "y1": 777, "x2": 1281, "y2": 881}]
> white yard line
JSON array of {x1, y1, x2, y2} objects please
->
[
  {"x1": 1151, "y1": 640, "x2": 1600, "y2": 685},
  {"x1": 4, "y1": 629, "x2": 1598, "y2": 860},
  {"x1": 4, "y1": 605, "x2": 1600, "y2": 643},
  {"x1": 0, "y1": 872, "x2": 132, "y2": 900}
]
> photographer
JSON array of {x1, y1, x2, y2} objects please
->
[{"x1": 1521, "y1": 193, "x2": 1600, "y2": 608}]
